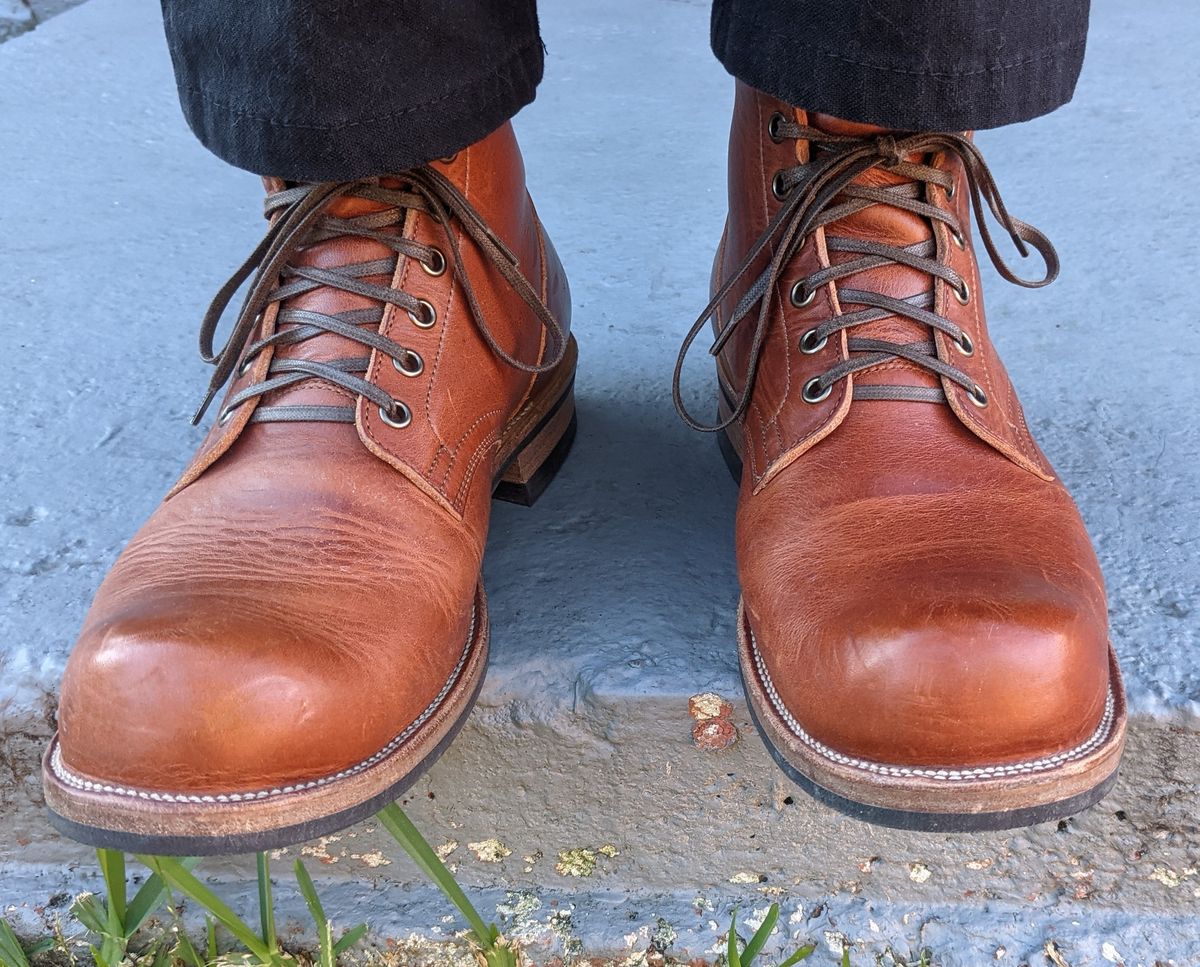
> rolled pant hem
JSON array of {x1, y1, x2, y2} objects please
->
[
  {"x1": 176, "y1": 37, "x2": 545, "y2": 181},
  {"x1": 712, "y1": 15, "x2": 1088, "y2": 131}
]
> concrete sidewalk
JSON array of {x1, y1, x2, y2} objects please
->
[{"x1": 1, "y1": 0, "x2": 1198, "y2": 964}]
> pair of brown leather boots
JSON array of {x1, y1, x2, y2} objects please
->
[{"x1": 42, "y1": 84, "x2": 1125, "y2": 854}]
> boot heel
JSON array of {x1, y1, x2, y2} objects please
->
[
  {"x1": 494, "y1": 386, "x2": 577, "y2": 507},
  {"x1": 493, "y1": 335, "x2": 579, "y2": 507}
]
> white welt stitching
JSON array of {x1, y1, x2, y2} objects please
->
[
  {"x1": 748, "y1": 625, "x2": 1116, "y2": 781},
  {"x1": 51, "y1": 606, "x2": 478, "y2": 804}
]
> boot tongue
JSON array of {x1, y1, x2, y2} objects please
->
[
  {"x1": 806, "y1": 113, "x2": 941, "y2": 390},
  {"x1": 254, "y1": 178, "x2": 409, "y2": 414}
]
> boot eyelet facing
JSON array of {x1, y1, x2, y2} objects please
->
[
  {"x1": 768, "y1": 112, "x2": 786, "y2": 143},
  {"x1": 967, "y1": 384, "x2": 989, "y2": 408},
  {"x1": 801, "y1": 377, "x2": 832, "y2": 404},
  {"x1": 408, "y1": 299, "x2": 437, "y2": 329},
  {"x1": 953, "y1": 331, "x2": 975, "y2": 357},
  {"x1": 790, "y1": 280, "x2": 816, "y2": 308},
  {"x1": 393, "y1": 349, "x2": 424, "y2": 377},
  {"x1": 421, "y1": 248, "x2": 446, "y2": 277},
  {"x1": 771, "y1": 171, "x2": 791, "y2": 201},
  {"x1": 953, "y1": 280, "x2": 971, "y2": 305},
  {"x1": 950, "y1": 229, "x2": 966, "y2": 250},
  {"x1": 799, "y1": 328, "x2": 827, "y2": 354},
  {"x1": 378, "y1": 400, "x2": 412, "y2": 429}
]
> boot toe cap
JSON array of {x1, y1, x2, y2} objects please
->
[{"x1": 54, "y1": 579, "x2": 475, "y2": 798}]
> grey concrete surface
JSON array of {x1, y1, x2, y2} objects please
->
[
  {"x1": 0, "y1": 0, "x2": 84, "y2": 43},
  {"x1": 0, "y1": 0, "x2": 1198, "y2": 964}
]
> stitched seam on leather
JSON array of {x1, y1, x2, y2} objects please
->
[
  {"x1": 51, "y1": 607, "x2": 478, "y2": 804},
  {"x1": 421, "y1": 155, "x2": 467, "y2": 475},
  {"x1": 441, "y1": 407, "x2": 506, "y2": 488},
  {"x1": 455, "y1": 428, "x2": 502, "y2": 510},
  {"x1": 748, "y1": 625, "x2": 1116, "y2": 780}
]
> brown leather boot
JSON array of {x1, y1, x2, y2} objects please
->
[
  {"x1": 675, "y1": 82, "x2": 1125, "y2": 830},
  {"x1": 42, "y1": 123, "x2": 577, "y2": 853}
]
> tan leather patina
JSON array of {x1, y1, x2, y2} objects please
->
[
  {"x1": 677, "y1": 83, "x2": 1125, "y2": 828},
  {"x1": 43, "y1": 123, "x2": 578, "y2": 852}
]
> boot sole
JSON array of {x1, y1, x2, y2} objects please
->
[
  {"x1": 720, "y1": 429, "x2": 1128, "y2": 831},
  {"x1": 41, "y1": 337, "x2": 579, "y2": 856}
]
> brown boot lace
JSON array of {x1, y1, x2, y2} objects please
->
[
  {"x1": 194, "y1": 169, "x2": 566, "y2": 429},
  {"x1": 673, "y1": 121, "x2": 1059, "y2": 432}
]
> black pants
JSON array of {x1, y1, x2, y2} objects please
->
[{"x1": 162, "y1": 0, "x2": 1090, "y2": 183}]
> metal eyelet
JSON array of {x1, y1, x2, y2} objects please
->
[
  {"x1": 799, "y1": 328, "x2": 827, "y2": 354},
  {"x1": 953, "y1": 280, "x2": 971, "y2": 305},
  {"x1": 946, "y1": 182, "x2": 956, "y2": 200},
  {"x1": 950, "y1": 229, "x2": 966, "y2": 250},
  {"x1": 790, "y1": 280, "x2": 816, "y2": 308},
  {"x1": 772, "y1": 171, "x2": 791, "y2": 201},
  {"x1": 408, "y1": 299, "x2": 437, "y2": 329},
  {"x1": 237, "y1": 356, "x2": 256, "y2": 378},
  {"x1": 421, "y1": 248, "x2": 446, "y2": 277},
  {"x1": 378, "y1": 400, "x2": 412, "y2": 428},
  {"x1": 393, "y1": 349, "x2": 424, "y2": 377},
  {"x1": 967, "y1": 384, "x2": 988, "y2": 408},
  {"x1": 954, "y1": 331, "x2": 975, "y2": 357},
  {"x1": 768, "y1": 112, "x2": 786, "y2": 143},
  {"x1": 802, "y1": 377, "x2": 831, "y2": 404},
  {"x1": 218, "y1": 404, "x2": 237, "y2": 426}
]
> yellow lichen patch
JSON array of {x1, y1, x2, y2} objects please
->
[
  {"x1": 728, "y1": 870, "x2": 764, "y2": 884},
  {"x1": 555, "y1": 847, "x2": 598, "y2": 877},
  {"x1": 598, "y1": 844, "x2": 619, "y2": 858},
  {"x1": 908, "y1": 862, "x2": 932, "y2": 883},
  {"x1": 349, "y1": 850, "x2": 391, "y2": 868},
  {"x1": 436, "y1": 840, "x2": 460, "y2": 861},
  {"x1": 467, "y1": 838, "x2": 511, "y2": 863},
  {"x1": 688, "y1": 692, "x2": 733, "y2": 720}
]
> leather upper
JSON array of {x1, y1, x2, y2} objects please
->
[
  {"x1": 717, "y1": 82, "x2": 1112, "y2": 768},
  {"x1": 56, "y1": 122, "x2": 571, "y2": 794}
]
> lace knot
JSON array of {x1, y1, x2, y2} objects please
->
[{"x1": 874, "y1": 134, "x2": 903, "y2": 167}]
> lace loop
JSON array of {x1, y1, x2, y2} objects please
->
[
  {"x1": 673, "y1": 123, "x2": 1059, "y2": 432},
  {"x1": 194, "y1": 169, "x2": 566, "y2": 426}
]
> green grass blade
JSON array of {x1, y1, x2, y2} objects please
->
[
  {"x1": 840, "y1": 946, "x2": 851, "y2": 967},
  {"x1": 0, "y1": 917, "x2": 33, "y2": 967},
  {"x1": 136, "y1": 855, "x2": 272, "y2": 962},
  {"x1": 174, "y1": 929, "x2": 205, "y2": 967},
  {"x1": 319, "y1": 921, "x2": 334, "y2": 967},
  {"x1": 726, "y1": 909, "x2": 742, "y2": 967},
  {"x1": 206, "y1": 917, "x2": 218, "y2": 962},
  {"x1": 376, "y1": 803, "x2": 491, "y2": 942},
  {"x1": 70, "y1": 895, "x2": 108, "y2": 936},
  {"x1": 95, "y1": 850, "x2": 127, "y2": 926},
  {"x1": 292, "y1": 859, "x2": 327, "y2": 928},
  {"x1": 256, "y1": 852, "x2": 277, "y2": 953},
  {"x1": 125, "y1": 857, "x2": 201, "y2": 936},
  {"x1": 742, "y1": 904, "x2": 778, "y2": 964},
  {"x1": 332, "y1": 924, "x2": 368, "y2": 957},
  {"x1": 777, "y1": 942, "x2": 816, "y2": 966}
]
